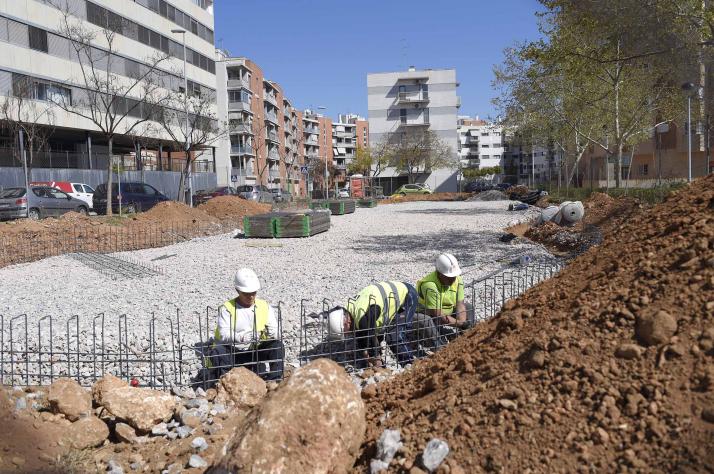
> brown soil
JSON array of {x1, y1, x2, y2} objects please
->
[
  {"x1": 197, "y1": 196, "x2": 271, "y2": 224},
  {"x1": 0, "y1": 199, "x2": 268, "y2": 269},
  {"x1": 355, "y1": 175, "x2": 714, "y2": 472},
  {"x1": 379, "y1": 193, "x2": 470, "y2": 205},
  {"x1": 506, "y1": 185, "x2": 530, "y2": 196}
]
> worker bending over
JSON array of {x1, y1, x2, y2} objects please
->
[
  {"x1": 417, "y1": 253, "x2": 474, "y2": 332},
  {"x1": 212, "y1": 268, "x2": 284, "y2": 381},
  {"x1": 327, "y1": 281, "x2": 423, "y2": 368}
]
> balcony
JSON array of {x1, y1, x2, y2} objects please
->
[
  {"x1": 304, "y1": 126, "x2": 319, "y2": 135},
  {"x1": 306, "y1": 136, "x2": 319, "y2": 145},
  {"x1": 264, "y1": 111, "x2": 279, "y2": 124},
  {"x1": 267, "y1": 150, "x2": 280, "y2": 161},
  {"x1": 396, "y1": 92, "x2": 430, "y2": 105},
  {"x1": 230, "y1": 145, "x2": 255, "y2": 156},
  {"x1": 229, "y1": 122, "x2": 253, "y2": 135},
  {"x1": 266, "y1": 131, "x2": 279, "y2": 143},
  {"x1": 399, "y1": 117, "x2": 430, "y2": 127},
  {"x1": 284, "y1": 126, "x2": 293, "y2": 136},
  {"x1": 264, "y1": 92, "x2": 278, "y2": 107},
  {"x1": 334, "y1": 130, "x2": 355, "y2": 138},
  {"x1": 232, "y1": 165, "x2": 255, "y2": 177},
  {"x1": 268, "y1": 168, "x2": 281, "y2": 180},
  {"x1": 334, "y1": 162, "x2": 347, "y2": 170},
  {"x1": 227, "y1": 77, "x2": 251, "y2": 90},
  {"x1": 228, "y1": 101, "x2": 251, "y2": 112}
]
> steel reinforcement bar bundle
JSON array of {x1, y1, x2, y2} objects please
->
[{"x1": 0, "y1": 256, "x2": 565, "y2": 389}]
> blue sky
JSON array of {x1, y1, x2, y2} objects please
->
[{"x1": 214, "y1": 0, "x2": 543, "y2": 121}]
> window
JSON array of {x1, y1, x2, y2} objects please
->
[
  {"x1": 87, "y1": 2, "x2": 107, "y2": 28},
  {"x1": 400, "y1": 109, "x2": 407, "y2": 123},
  {"x1": 83, "y1": 185, "x2": 95, "y2": 193},
  {"x1": 159, "y1": 0, "x2": 168, "y2": 16},
  {"x1": 142, "y1": 184, "x2": 158, "y2": 195},
  {"x1": 73, "y1": 184, "x2": 83, "y2": 193},
  {"x1": 167, "y1": 4, "x2": 176, "y2": 21},
  {"x1": 28, "y1": 26, "x2": 48, "y2": 52},
  {"x1": 638, "y1": 164, "x2": 649, "y2": 176}
]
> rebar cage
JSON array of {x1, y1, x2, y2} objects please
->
[{"x1": 0, "y1": 255, "x2": 565, "y2": 389}]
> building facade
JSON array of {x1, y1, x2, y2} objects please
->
[
  {"x1": 457, "y1": 117, "x2": 506, "y2": 172},
  {"x1": 0, "y1": 0, "x2": 217, "y2": 177},
  {"x1": 367, "y1": 67, "x2": 460, "y2": 193}
]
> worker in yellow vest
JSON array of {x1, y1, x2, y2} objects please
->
[
  {"x1": 212, "y1": 268, "x2": 283, "y2": 381},
  {"x1": 326, "y1": 281, "x2": 425, "y2": 368},
  {"x1": 417, "y1": 254, "x2": 475, "y2": 336}
]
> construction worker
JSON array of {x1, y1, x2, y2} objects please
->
[
  {"x1": 326, "y1": 281, "x2": 424, "y2": 368},
  {"x1": 417, "y1": 253, "x2": 474, "y2": 331},
  {"x1": 211, "y1": 268, "x2": 284, "y2": 381}
]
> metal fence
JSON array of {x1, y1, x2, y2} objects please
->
[{"x1": 0, "y1": 221, "x2": 223, "y2": 269}]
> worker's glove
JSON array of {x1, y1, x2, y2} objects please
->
[{"x1": 458, "y1": 321, "x2": 473, "y2": 331}]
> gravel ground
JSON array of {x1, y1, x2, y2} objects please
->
[{"x1": 0, "y1": 200, "x2": 549, "y2": 385}]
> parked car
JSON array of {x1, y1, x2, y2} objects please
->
[
  {"x1": 30, "y1": 181, "x2": 96, "y2": 209},
  {"x1": 93, "y1": 182, "x2": 169, "y2": 215},
  {"x1": 0, "y1": 187, "x2": 29, "y2": 220},
  {"x1": 0, "y1": 186, "x2": 89, "y2": 220},
  {"x1": 464, "y1": 181, "x2": 496, "y2": 193},
  {"x1": 236, "y1": 184, "x2": 274, "y2": 203},
  {"x1": 392, "y1": 184, "x2": 434, "y2": 196},
  {"x1": 270, "y1": 188, "x2": 293, "y2": 203},
  {"x1": 337, "y1": 188, "x2": 350, "y2": 198},
  {"x1": 192, "y1": 186, "x2": 237, "y2": 206}
]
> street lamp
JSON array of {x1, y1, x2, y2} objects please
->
[
  {"x1": 682, "y1": 82, "x2": 695, "y2": 183},
  {"x1": 172, "y1": 28, "x2": 192, "y2": 205}
]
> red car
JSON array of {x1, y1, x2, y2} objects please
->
[{"x1": 192, "y1": 186, "x2": 238, "y2": 205}]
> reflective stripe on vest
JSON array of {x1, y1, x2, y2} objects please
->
[
  {"x1": 214, "y1": 298, "x2": 270, "y2": 342},
  {"x1": 349, "y1": 281, "x2": 408, "y2": 329}
]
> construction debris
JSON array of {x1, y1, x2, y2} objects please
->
[{"x1": 467, "y1": 190, "x2": 508, "y2": 201}]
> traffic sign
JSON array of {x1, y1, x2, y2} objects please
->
[
  {"x1": 300, "y1": 166, "x2": 309, "y2": 175},
  {"x1": 231, "y1": 175, "x2": 238, "y2": 183}
]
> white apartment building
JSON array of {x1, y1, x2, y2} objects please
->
[
  {"x1": 367, "y1": 67, "x2": 460, "y2": 193},
  {"x1": 0, "y1": 0, "x2": 216, "y2": 175},
  {"x1": 457, "y1": 118, "x2": 506, "y2": 171}
]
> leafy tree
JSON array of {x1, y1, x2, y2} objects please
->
[{"x1": 380, "y1": 129, "x2": 457, "y2": 184}]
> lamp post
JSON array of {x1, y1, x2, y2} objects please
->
[
  {"x1": 682, "y1": 82, "x2": 695, "y2": 183},
  {"x1": 316, "y1": 106, "x2": 328, "y2": 196},
  {"x1": 172, "y1": 28, "x2": 192, "y2": 204}
]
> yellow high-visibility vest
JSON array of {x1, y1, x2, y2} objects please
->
[
  {"x1": 347, "y1": 281, "x2": 408, "y2": 328},
  {"x1": 214, "y1": 298, "x2": 270, "y2": 342}
]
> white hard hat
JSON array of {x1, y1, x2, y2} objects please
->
[
  {"x1": 436, "y1": 253, "x2": 462, "y2": 278},
  {"x1": 326, "y1": 307, "x2": 345, "y2": 341},
  {"x1": 233, "y1": 268, "x2": 261, "y2": 293}
]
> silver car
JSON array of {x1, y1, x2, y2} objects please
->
[
  {"x1": 0, "y1": 186, "x2": 90, "y2": 220},
  {"x1": 236, "y1": 184, "x2": 274, "y2": 203}
]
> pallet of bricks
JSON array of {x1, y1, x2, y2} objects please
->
[
  {"x1": 243, "y1": 210, "x2": 331, "y2": 238},
  {"x1": 310, "y1": 199, "x2": 356, "y2": 215}
]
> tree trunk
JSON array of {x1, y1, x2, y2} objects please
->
[
  {"x1": 178, "y1": 152, "x2": 191, "y2": 204},
  {"x1": 616, "y1": 142, "x2": 623, "y2": 189},
  {"x1": 106, "y1": 136, "x2": 114, "y2": 216}
]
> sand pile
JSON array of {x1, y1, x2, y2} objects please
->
[
  {"x1": 356, "y1": 175, "x2": 714, "y2": 472},
  {"x1": 197, "y1": 196, "x2": 271, "y2": 223}
]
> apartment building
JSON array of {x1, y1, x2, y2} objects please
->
[
  {"x1": 367, "y1": 67, "x2": 460, "y2": 193},
  {"x1": 457, "y1": 117, "x2": 506, "y2": 171},
  {"x1": 0, "y1": 0, "x2": 217, "y2": 177},
  {"x1": 575, "y1": 122, "x2": 711, "y2": 187}
]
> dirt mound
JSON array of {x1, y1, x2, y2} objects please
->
[
  {"x1": 506, "y1": 185, "x2": 530, "y2": 196},
  {"x1": 380, "y1": 193, "x2": 470, "y2": 204},
  {"x1": 356, "y1": 176, "x2": 714, "y2": 472},
  {"x1": 60, "y1": 211, "x2": 94, "y2": 224},
  {"x1": 198, "y1": 196, "x2": 271, "y2": 223},
  {"x1": 131, "y1": 201, "x2": 220, "y2": 227},
  {"x1": 468, "y1": 190, "x2": 508, "y2": 202}
]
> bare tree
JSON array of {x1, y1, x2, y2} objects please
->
[
  {"x1": 49, "y1": 1, "x2": 170, "y2": 215},
  {"x1": 158, "y1": 87, "x2": 224, "y2": 203},
  {"x1": 0, "y1": 76, "x2": 55, "y2": 187},
  {"x1": 283, "y1": 123, "x2": 305, "y2": 196}
]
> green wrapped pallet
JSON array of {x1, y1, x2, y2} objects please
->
[
  {"x1": 243, "y1": 213, "x2": 277, "y2": 238},
  {"x1": 358, "y1": 199, "x2": 377, "y2": 208},
  {"x1": 327, "y1": 199, "x2": 356, "y2": 215},
  {"x1": 271, "y1": 210, "x2": 332, "y2": 238},
  {"x1": 310, "y1": 200, "x2": 329, "y2": 210}
]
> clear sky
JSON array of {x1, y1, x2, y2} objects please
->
[{"x1": 213, "y1": 0, "x2": 543, "y2": 121}]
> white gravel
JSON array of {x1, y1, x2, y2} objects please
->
[{"x1": 0, "y1": 200, "x2": 548, "y2": 383}]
